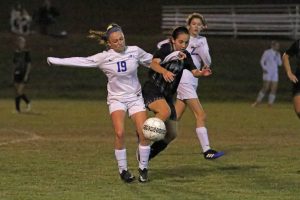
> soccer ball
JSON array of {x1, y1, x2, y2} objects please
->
[{"x1": 142, "y1": 117, "x2": 166, "y2": 141}]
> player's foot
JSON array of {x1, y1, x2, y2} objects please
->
[
  {"x1": 203, "y1": 149, "x2": 224, "y2": 160},
  {"x1": 120, "y1": 170, "x2": 135, "y2": 183},
  {"x1": 26, "y1": 103, "x2": 31, "y2": 112},
  {"x1": 138, "y1": 168, "x2": 148, "y2": 183},
  {"x1": 251, "y1": 102, "x2": 258, "y2": 107},
  {"x1": 12, "y1": 110, "x2": 20, "y2": 114}
]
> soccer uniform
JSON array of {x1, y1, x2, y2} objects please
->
[
  {"x1": 260, "y1": 48, "x2": 282, "y2": 82},
  {"x1": 142, "y1": 42, "x2": 197, "y2": 120},
  {"x1": 13, "y1": 50, "x2": 31, "y2": 83},
  {"x1": 285, "y1": 39, "x2": 300, "y2": 96},
  {"x1": 48, "y1": 46, "x2": 152, "y2": 116},
  {"x1": 157, "y1": 36, "x2": 211, "y2": 100}
]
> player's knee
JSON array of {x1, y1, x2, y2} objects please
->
[
  {"x1": 157, "y1": 108, "x2": 171, "y2": 122},
  {"x1": 195, "y1": 112, "x2": 206, "y2": 124},
  {"x1": 114, "y1": 129, "x2": 124, "y2": 140}
]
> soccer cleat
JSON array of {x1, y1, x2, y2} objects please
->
[
  {"x1": 120, "y1": 170, "x2": 135, "y2": 183},
  {"x1": 203, "y1": 149, "x2": 224, "y2": 160},
  {"x1": 138, "y1": 168, "x2": 148, "y2": 183}
]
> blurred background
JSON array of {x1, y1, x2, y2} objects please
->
[{"x1": 1, "y1": 0, "x2": 300, "y2": 102}]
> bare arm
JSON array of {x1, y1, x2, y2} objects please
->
[
  {"x1": 282, "y1": 53, "x2": 298, "y2": 83},
  {"x1": 150, "y1": 58, "x2": 175, "y2": 82}
]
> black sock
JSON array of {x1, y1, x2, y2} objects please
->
[
  {"x1": 149, "y1": 140, "x2": 168, "y2": 160},
  {"x1": 20, "y1": 94, "x2": 30, "y2": 104},
  {"x1": 15, "y1": 96, "x2": 21, "y2": 112}
]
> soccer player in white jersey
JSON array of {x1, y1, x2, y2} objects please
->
[
  {"x1": 156, "y1": 13, "x2": 224, "y2": 160},
  {"x1": 47, "y1": 23, "x2": 153, "y2": 183},
  {"x1": 252, "y1": 41, "x2": 282, "y2": 107}
]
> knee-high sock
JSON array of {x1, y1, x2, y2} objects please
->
[
  {"x1": 20, "y1": 94, "x2": 30, "y2": 104},
  {"x1": 115, "y1": 149, "x2": 127, "y2": 173},
  {"x1": 196, "y1": 127, "x2": 211, "y2": 153},
  {"x1": 138, "y1": 144, "x2": 150, "y2": 170},
  {"x1": 149, "y1": 140, "x2": 168, "y2": 160},
  {"x1": 15, "y1": 96, "x2": 21, "y2": 111},
  {"x1": 256, "y1": 91, "x2": 265, "y2": 102},
  {"x1": 268, "y1": 94, "x2": 276, "y2": 105}
]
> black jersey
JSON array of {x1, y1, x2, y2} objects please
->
[
  {"x1": 13, "y1": 50, "x2": 31, "y2": 75},
  {"x1": 148, "y1": 43, "x2": 196, "y2": 97}
]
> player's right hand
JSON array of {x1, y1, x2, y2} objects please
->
[
  {"x1": 162, "y1": 70, "x2": 175, "y2": 82},
  {"x1": 287, "y1": 72, "x2": 298, "y2": 83}
]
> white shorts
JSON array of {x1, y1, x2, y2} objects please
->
[
  {"x1": 177, "y1": 83, "x2": 198, "y2": 100},
  {"x1": 263, "y1": 72, "x2": 278, "y2": 82},
  {"x1": 108, "y1": 96, "x2": 146, "y2": 117}
]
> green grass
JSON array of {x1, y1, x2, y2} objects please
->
[{"x1": 1, "y1": 99, "x2": 299, "y2": 200}]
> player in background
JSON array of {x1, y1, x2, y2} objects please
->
[
  {"x1": 47, "y1": 23, "x2": 153, "y2": 183},
  {"x1": 13, "y1": 36, "x2": 32, "y2": 113},
  {"x1": 252, "y1": 41, "x2": 282, "y2": 107},
  {"x1": 282, "y1": 39, "x2": 300, "y2": 119},
  {"x1": 156, "y1": 13, "x2": 224, "y2": 160},
  {"x1": 142, "y1": 26, "x2": 212, "y2": 160}
]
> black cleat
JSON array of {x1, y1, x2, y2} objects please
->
[
  {"x1": 138, "y1": 168, "x2": 148, "y2": 183},
  {"x1": 203, "y1": 149, "x2": 224, "y2": 160},
  {"x1": 120, "y1": 170, "x2": 135, "y2": 183}
]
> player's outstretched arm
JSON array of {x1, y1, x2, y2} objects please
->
[{"x1": 47, "y1": 57, "x2": 98, "y2": 68}]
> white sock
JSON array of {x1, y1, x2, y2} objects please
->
[
  {"x1": 268, "y1": 94, "x2": 276, "y2": 104},
  {"x1": 138, "y1": 144, "x2": 150, "y2": 170},
  {"x1": 196, "y1": 127, "x2": 210, "y2": 152},
  {"x1": 256, "y1": 91, "x2": 265, "y2": 102},
  {"x1": 115, "y1": 149, "x2": 127, "y2": 173}
]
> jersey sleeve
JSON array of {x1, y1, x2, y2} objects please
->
[
  {"x1": 195, "y1": 38, "x2": 212, "y2": 66},
  {"x1": 184, "y1": 51, "x2": 197, "y2": 71},
  {"x1": 285, "y1": 40, "x2": 300, "y2": 57},
  {"x1": 47, "y1": 52, "x2": 104, "y2": 68},
  {"x1": 153, "y1": 43, "x2": 171, "y2": 60},
  {"x1": 260, "y1": 51, "x2": 268, "y2": 70},
  {"x1": 137, "y1": 47, "x2": 153, "y2": 68}
]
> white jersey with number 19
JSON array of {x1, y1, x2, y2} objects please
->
[{"x1": 47, "y1": 46, "x2": 152, "y2": 104}]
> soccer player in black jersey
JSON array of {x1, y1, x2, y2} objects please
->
[
  {"x1": 13, "y1": 36, "x2": 31, "y2": 113},
  {"x1": 142, "y1": 26, "x2": 212, "y2": 160},
  {"x1": 282, "y1": 40, "x2": 300, "y2": 119}
]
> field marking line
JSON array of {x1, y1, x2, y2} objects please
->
[{"x1": 0, "y1": 128, "x2": 43, "y2": 147}]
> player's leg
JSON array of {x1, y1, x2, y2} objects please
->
[
  {"x1": 293, "y1": 94, "x2": 300, "y2": 119},
  {"x1": 148, "y1": 99, "x2": 171, "y2": 122},
  {"x1": 14, "y1": 83, "x2": 22, "y2": 113},
  {"x1": 19, "y1": 83, "x2": 31, "y2": 111},
  {"x1": 186, "y1": 98, "x2": 224, "y2": 159},
  {"x1": 110, "y1": 103, "x2": 134, "y2": 183},
  {"x1": 174, "y1": 98, "x2": 187, "y2": 121},
  {"x1": 268, "y1": 81, "x2": 278, "y2": 106},
  {"x1": 252, "y1": 80, "x2": 271, "y2": 107},
  {"x1": 130, "y1": 109, "x2": 150, "y2": 183}
]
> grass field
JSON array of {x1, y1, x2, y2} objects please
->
[{"x1": 1, "y1": 99, "x2": 299, "y2": 200}]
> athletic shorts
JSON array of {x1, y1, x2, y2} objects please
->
[
  {"x1": 292, "y1": 73, "x2": 300, "y2": 96},
  {"x1": 263, "y1": 71, "x2": 278, "y2": 82},
  {"x1": 177, "y1": 82, "x2": 198, "y2": 100},
  {"x1": 14, "y1": 71, "x2": 26, "y2": 83},
  {"x1": 108, "y1": 95, "x2": 146, "y2": 117},
  {"x1": 142, "y1": 81, "x2": 177, "y2": 120}
]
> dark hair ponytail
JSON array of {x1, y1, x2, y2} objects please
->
[{"x1": 171, "y1": 26, "x2": 189, "y2": 40}]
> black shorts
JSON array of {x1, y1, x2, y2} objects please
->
[
  {"x1": 142, "y1": 81, "x2": 177, "y2": 121},
  {"x1": 14, "y1": 73, "x2": 25, "y2": 83}
]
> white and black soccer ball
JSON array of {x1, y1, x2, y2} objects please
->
[{"x1": 142, "y1": 117, "x2": 166, "y2": 141}]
